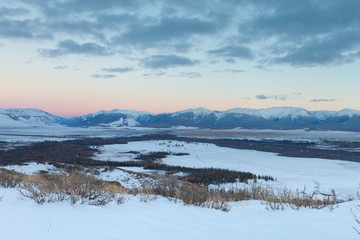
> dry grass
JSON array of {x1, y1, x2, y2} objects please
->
[
  {"x1": 0, "y1": 167, "x2": 342, "y2": 211},
  {"x1": 131, "y1": 176, "x2": 230, "y2": 211},
  {"x1": 0, "y1": 169, "x2": 26, "y2": 188},
  {"x1": 0, "y1": 168, "x2": 128, "y2": 205},
  {"x1": 130, "y1": 176, "x2": 340, "y2": 212}
]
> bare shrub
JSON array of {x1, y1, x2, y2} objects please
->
[
  {"x1": 132, "y1": 176, "x2": 230, "y2": 211},
  {"x1": 353, "y1": 204, "x2": 360, "y2": 235},
  {"x1": 18, "y1": 171, "x2": 127, "y2": 205},
  {"x1": 0, "y1": 166, "x2": 342, "y2": 212},
  {"x1": 135, "y1": 176, "x2": 340, "y2": 212},
  {"x1": 116, "y1": 194, "x2": 128, "y2": 204},
  {"x1": 263, "y1": 187, "x2": 339, "y2": 211},
  {"x1": 0, "y1": 169, "x2": 25, "y2": 188}
]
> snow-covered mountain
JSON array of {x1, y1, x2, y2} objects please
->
[
  {"x1": 224, "y1": 107, "x2": 311, "y2": 120},
  {"x1": 1, "y1": 107, "x2": 360, "y2": 131},
  {"x1": 0, "y1": 108, "x2": 62, "y2": 127},
  {"x1": 142, "y1": 107, "x2": 360, "y2": 130},
  {"x1": 333, "y1": 108, "x2": 360, "y2": 118},
  {"x1": 62, "y1": 109, "x2": 153, "y2": 127}
]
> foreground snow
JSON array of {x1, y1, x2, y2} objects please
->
[
  {"x1": 0, "y1": 188, "x2": 358, "y2": 240},
  {"x1": 1, "y1": 139, "x2": 360, "y2": 239}
]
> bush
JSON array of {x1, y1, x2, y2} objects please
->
[
  {"x1": 18, "y1": 171, "x2": 127, "y2": 205},
  {"x1": 263, "y1": 187, "x2": 339, "y2": 210},
  {"x1": 131, "y1": 176, "x2": 230, "y2": 212},
  {"x1": 0, "y1": 166, "x2": 342, "y2": 212},
  {"x1": 0, "y1": 169, "x2": 26, "y2": 188}
]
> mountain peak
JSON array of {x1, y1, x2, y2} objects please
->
[
  {"x1": 225, "y1": 106, "x2": 309, "y2": 119},
  {"x1": 93, "y1": 109, "x2": 153, "y2": 116},
  {"x1": 334, "y1": 108, "x2": 360, "y2": 118},
  {"x1": 174, "y1": 107, "x2": 214, "y2": 115}
]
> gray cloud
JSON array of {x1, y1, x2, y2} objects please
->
[
  {"x1": 256, "y1": 95, "x2": 268, "y2": 100},
  {"x1": 92, "y1": 74, "x2": 117, "y2": 79},
  {"x1": 178, "y1": 72, "x2": 201, "y2": 78},
  {"x1": 238, "y1": 0, "x2": 360, "y2": 66},
  {"x1": 40, "y1": 40, "x2": 111, "y2": 57},
  {"x1": 0, "y1": 19, "x2": 53, "y2": 39},
  {"x1": 213, "y1": 69, "x2": 245, "y2": 74},
  {"x1": 142, "y1": 55, "x2": 200, "y2": 69},
  {"x1": 54, "y1": 65, "x2": 68, "y2": 70},
  {"x1": 275, "y1": 29, "x2": 360, "y2": 66},
  {"x1": 102, "y1": 67, "x2": 133, "y2": 73},
  {"x1": 310, "y1": 98, "x2": 337, "y2": 102},
  {"x1": 0, "y1": 7, "x2": 29, "y2": 16},
  {"x1": 114, "y1": 16, "x2": 221, "y2": 49},
  {"x1": 143, "y1": 71, "x2": 166, "y2": 77},
  {"x1": 225, "y1": 59, "x2": 236, "y2": 63},
  {"x1": 21, "y1": 0, "x2": 142, "y2": 17},
  {"x1": 208, "y1": 46, "x2": 254, "y2": 60},
  {"x1": 48, "y1": 20, "x2": 105, "y2": 40},
  {"x1": 256, "y1": 93, "x2": 301, "y2": 101},
  {"x1": 1, "y1": 0, "x2": 359, "y2": 67}
]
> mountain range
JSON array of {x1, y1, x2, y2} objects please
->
[{"x1": 1, "y1": 107, "x2": 360, "y2": 131}]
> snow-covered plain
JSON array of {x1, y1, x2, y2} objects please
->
[
  {"x1": 95, "y1": 140, "x2": 360, "y2": 198},
  {"x1": 0, "y1": 125, "x2": 159, "y2": 143},
  {"x1": 0, "y1": 187, "x2": 359, "y2": 240},
  {"x1": 2, "y1": 124, "x2": 360, "y2": 144},
  {"x1": 2, "y1": 130, "x2": 360, "y2": 239},
  {"x1": 174, "y1": 128, "x2": 360, "y2": 142}
]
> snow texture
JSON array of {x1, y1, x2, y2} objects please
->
[
  {"x1": 95, "y1": 140, "x2": 360, "y2": 198},
  {"x1": 0, "y1": 187, "x2": 358, "y2": 240}
]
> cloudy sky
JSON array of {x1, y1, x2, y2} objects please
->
[{"x1": 1, "y1": 0, "x2": 359, "y2": 116}]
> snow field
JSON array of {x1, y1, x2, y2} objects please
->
[
  {"x1": 95, "y1": 140, "x2": 360, "y2": 198},
  {"x1": 0, "y1": 187, "x2": 358, "y2": 240},
  {"x1": 1, "y1": 140, "x2": 360, "y2": 239}
]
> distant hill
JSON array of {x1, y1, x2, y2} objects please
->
[
  {"x1": 1, "y1": 107, "x2": 360, "y2": 131},
  {"x1": 0, "y1": 108, "x2": 63, "y2": 127}
]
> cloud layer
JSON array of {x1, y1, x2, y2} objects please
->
[{"x1": 1, "y1": 0, "x2": 360, "y2": 72}]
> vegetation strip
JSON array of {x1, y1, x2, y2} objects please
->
[{"x1": 0, "y1": 168, "x2": 341, "y2": 212}]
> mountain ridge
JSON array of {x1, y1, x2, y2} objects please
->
[{"x1": 1, "y1": 107, "x2": 360, "y2": 131}]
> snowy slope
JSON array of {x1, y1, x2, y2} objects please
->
[
  {"x1": 333, "y1": 108, "x2": 360, "y2": 118},
  {"x1": 0, "y1": 108, "x2": 62, "y2": 126},
  {"x1": 173, "y1": 107, "x2": 219, "y2": 117},
  {"x1": 311, "y1": 110, "x2": 338, "y2": 120},
  {"x1": 225, "y1": 107, "x2": 312, "y2": 120},
  {"x1": 82, "y1": 109, "x2": 153, "y2": 119},
  {"x1": 0, "y1": 187, "x2": 358, "y2": 240},
  {"x1": 64, "y1": 109, "x2": 153, "y2": 127},
  {"x1": 173, "y1": 107, "x2": 312, "y2": 120}
]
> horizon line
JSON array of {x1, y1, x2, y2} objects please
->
[{"x1": 1, "y1": 106, "x2": 359, "y2": 118}]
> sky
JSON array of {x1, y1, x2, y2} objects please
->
[{"x1": 0, "y1": 0, "x2": 360, "y2": 117}]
